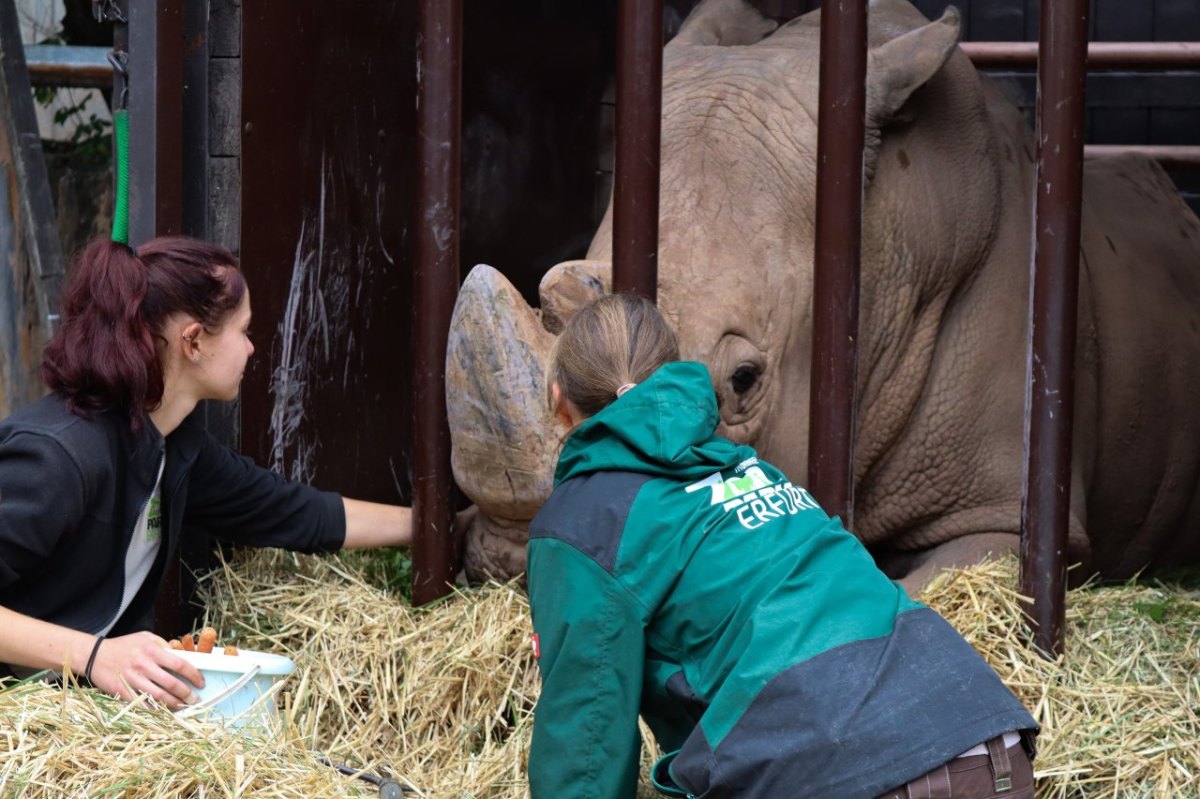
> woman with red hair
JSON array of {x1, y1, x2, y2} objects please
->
[{"x1": 0, "y1": 237, "x2": 412, "y2": 708}]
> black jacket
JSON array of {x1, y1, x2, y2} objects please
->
[{"x1": 0, "y1": 394, "x2": 345, "y2": 669}]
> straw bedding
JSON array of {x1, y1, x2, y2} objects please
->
[{"x1": 2, "y1": 551, "x2": 1197, "y2": 798}]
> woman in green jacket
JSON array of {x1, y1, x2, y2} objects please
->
[{"x1": 528, "y1": 293, "x2": 1038, "y2": 799}]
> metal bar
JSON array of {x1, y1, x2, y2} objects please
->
[
  {"x1": 807, "y1": 0, "x2": 867, "y2": 526},
  {"x1": 962, "y1": 41, "x2": 1200, "y2": 70},
  {"x1": 612, "y1": 0, "x2": 662, "y2": 302},
  {"x1": 121, "y1": 0, "x2": 186, "y2": 638},
  {"x1": 1084, "y1": 144, "x2": 1200, "y2": 171},
  {"x1": 412, "y1": 0, "x2": 462, "y2": 605},
  {"x1": 126, "y1": 0, "x2": 183, "y2": 246},
  {"x1": 24, "y1": 44, "x2": 112, "y2": 88},
  {"x1": 110, "y1": 1, "x2": 127, "y2": 115},
  {"x1": 1020, "y1": 0, "x2": 1091, "y2": 659}
]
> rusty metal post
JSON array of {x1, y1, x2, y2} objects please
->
[
  {"x1": 807, "y1": 0, "x2": 867, "y2": 526},
  {"x1": 1020, "y1": 0, "x2": 1091, "y2": 659},
  {"x1": 412, "y1": 0, "x2": 462, "y2": 605},
  {"x1": 105, "y1": 0, "x2": 187, "y2": 638},
  {"x1": 612, "y1": 0, "x2": 662, "y2": 302},
  {"x1": 126, "y1": 0, "x2": 183, "y2": 245}
]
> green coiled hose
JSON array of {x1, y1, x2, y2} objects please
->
[{"x1": 111, "y1": 108, "x2": 130, "y2": 245}]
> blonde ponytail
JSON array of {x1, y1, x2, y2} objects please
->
[{"x1": 547, "y1": 293, "x2": 679, "y2": 419}]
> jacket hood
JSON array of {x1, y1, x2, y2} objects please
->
[{"x1": 554, "y1": 361, "x2": 752, "y2": 485}]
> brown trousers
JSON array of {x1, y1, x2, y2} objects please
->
[{"x1": 875, "y1": 737, "x2": 1034, "y2": 799}]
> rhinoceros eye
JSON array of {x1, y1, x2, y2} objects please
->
[{"x1": 731, "y1": 364, "x2": 760, "y2": 395}]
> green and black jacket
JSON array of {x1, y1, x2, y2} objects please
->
[{"x1": 527, "y1": 361, "x2": 1036, "y2": 799}]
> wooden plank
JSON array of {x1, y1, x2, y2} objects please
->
[
  {"x1": 207, "y1": 156, "x2": 240, "y2": 257},
  {"x1": 182, "y1": 0, "x2": 209, "y2": 240},
  {"x1": 240, "y1": 0, "x2": 416, "y2": 506},
  {"x1": 23, "y1": 44, "x2": 111, "y2": 88},
  {"x1": 0, "y1": 0, "x2": 64, "y2": 371},
  {"x1": 208, "y1": 58, "x2": 240, "y2": 157},
  {"x1": 210, "y1": 0, "x2": 241, "y2": 58}
]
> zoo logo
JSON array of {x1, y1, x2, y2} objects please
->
[
  {"x1": 146, "y1": 494, "x2": 162, "y2": 543},
  {"x1": 686, "y1": 460, "x2": 822, "y2": 531}
]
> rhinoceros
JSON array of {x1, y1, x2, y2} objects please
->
[{"x1": 445, "y1": 0, "x2": 1200, "y2": 590}]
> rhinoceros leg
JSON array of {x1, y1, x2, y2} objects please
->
[{"x1": 447, "y1": 261, "x2": 614, "y2": 581}]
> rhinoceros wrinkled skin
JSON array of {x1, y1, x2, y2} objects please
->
[{"x1": 446, "y1": 0, "x2": 1200, "y2": 589}]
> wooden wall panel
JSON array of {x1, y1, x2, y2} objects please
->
[{"x1": 240, "y1": 1, "x2": 415, "y2": 502}]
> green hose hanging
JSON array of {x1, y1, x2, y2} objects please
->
[{"x1": 111, "y1": 108, "x2": 130, "y2": 245}]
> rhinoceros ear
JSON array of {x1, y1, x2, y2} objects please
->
[
  {"x1": 673, "y1": 0, "x2": 778, "y2": 47},
  {"x1": 539, "y1": 260, "x2": 611, "y2": 335},
  {"x1": 866, "y1": 7, "x2": 961, "y2": 128}
]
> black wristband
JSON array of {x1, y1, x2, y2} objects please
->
[{"x1": 84, "y1": 634, "x2": 105, "y2": 682}]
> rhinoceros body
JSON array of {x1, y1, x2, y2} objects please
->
[{"x1": 446, "y1": 0, "x2": 1200, "y2": 589}]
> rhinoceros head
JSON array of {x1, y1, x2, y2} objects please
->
[{"x1": 447, "y1": 0, "x2": 970, "y2": 580}]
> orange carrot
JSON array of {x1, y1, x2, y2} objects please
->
[{"x1": 197, "y1": 627, "x2": 218, "y2": 654}]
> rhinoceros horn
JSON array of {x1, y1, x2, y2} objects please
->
[{"x1": 446, "y1": 261, "x2": 611, "y2": 580}]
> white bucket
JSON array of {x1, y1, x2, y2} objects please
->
[{"x1": 171, "y1": 648, "x2": 295, "y2": 728}]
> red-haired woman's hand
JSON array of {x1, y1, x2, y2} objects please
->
[{"x1": 87, "y1": 632, "x2": 206, "y2": 710}]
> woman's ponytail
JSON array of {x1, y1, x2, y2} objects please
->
[
  {"x1": 43, "y1": 239, "x2": 159, "y2": 431},
  {"x1": 547, "y1": 293, "x2": 679, "y2": 419}
]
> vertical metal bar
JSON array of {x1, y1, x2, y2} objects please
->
[
  {"x1": 122, "y1": 0, "x2": 185, "y2": 637},
  {"x1": 1020, "y1": 0, "x2": 1090, "y2": 659},
  {"x1": 807, "y1": 0, "x2": 867, "y2": 526},
  {"x1": 111, "y1": 1, "x2": 128, "y2": 117},
  {"x1": 127, "y1": 0, "x2": 183, "y2": 246},
  {"x1": 413, "y1": 0, "x2": 462, "y2": 605},
  {"x1": 612, "y1": 0, "x2": 662, "y2": 302}
]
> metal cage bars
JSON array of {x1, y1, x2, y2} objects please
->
[
  {"x1": 412, "y1": 0, "x2": 463, "y2": 604},
  {"x1": 376, "y1": 0, "x2": 1193, "y2": 622},
  {"x1": 24, "y1": 4, "x2": 1189, "y2": 620}
]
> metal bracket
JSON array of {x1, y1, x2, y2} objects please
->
[
  {"x1": 106, "y1": 48, "x2": 128, "y2": 109},
  {"x1": 92, "y1": 0, "x2": 127, "y2": 24}
]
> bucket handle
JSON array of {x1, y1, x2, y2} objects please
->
[{"x1": 175, "y1": 664, "x2": 262, "y2": 720}]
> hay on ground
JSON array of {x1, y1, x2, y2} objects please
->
[
  {"x1": 2, "y1": 551, "x2": 1197, "y2": 798},
  {"x1": 922, "y1": 558, "x2": 1200, "y2": 799}
]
